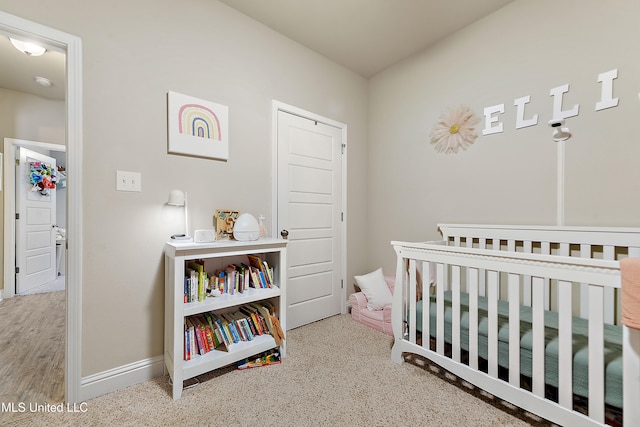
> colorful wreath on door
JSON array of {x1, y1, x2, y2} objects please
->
[{"x1": 29, "y1": 161, "x2": 57, "y2": 196}]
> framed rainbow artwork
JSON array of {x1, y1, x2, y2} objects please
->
[{"x1": 167, "y1": 91, "x2": 229, "y2": 160}]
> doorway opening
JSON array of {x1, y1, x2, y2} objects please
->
[
  {"x1": 0, "y1": 11, "x2": 83, "y2": 403},
  {"x1": 4, "y1": 139, "x2": 66, "y2": 296}
]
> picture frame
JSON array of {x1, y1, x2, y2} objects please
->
[{"x1": 167, "y1": 91, "x2": 229, "y2": 160}]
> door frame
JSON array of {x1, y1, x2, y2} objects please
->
[
  {"x1": 0, "y1": 11, "x2": 83, "y2": 403},
  {"x1": 5, "y1": 139, "x2": 64, "y2": 296},
  {"x1": 271, "y1": 100, "x2": 348, "y2": 315}
]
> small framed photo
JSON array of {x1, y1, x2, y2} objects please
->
[{"x1": 167, "y1": 91, "x2": 229, "y2": 160}]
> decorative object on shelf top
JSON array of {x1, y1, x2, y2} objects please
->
[
  {"x1": 429, "y1": 105, "x2": 480, "y2": 154},
  {"x1": 259, "y1": 214, "x2": 267, "y2": 239},
  {"x1": 234, "y1": 213, "x2": 260, "y2": 241},
  {"x1": 214, "y1": 209, "x2": 239, "y2": 240},
  {"x1": 168, "y1": 190, "x2": 192, "y2": 241},
  {"x1": 29, "y1": 161, "x2": 57, "y2": 196}
]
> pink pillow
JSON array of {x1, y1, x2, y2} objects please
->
[{"x1": 354, "y1": 268, "x2": 393, "y2": 311}]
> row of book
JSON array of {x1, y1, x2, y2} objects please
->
[
  {"x1": 184, "y1": 255, "x2": 275, "y2": 303},
  {"x1": 184, "y1": 301, "x2": 277, "y2": 361}
]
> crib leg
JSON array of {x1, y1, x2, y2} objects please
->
[{"x1": 391, "y1": 340, "x2": 404, "y2": 364}]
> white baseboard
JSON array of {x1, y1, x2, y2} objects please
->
[{"x1": 79, "y1": 355, "x2": 165, "y2": 401}]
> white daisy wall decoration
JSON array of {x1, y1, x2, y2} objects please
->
[{"x1": 429, "y1": 105, "x2": 480, "y2": 154}]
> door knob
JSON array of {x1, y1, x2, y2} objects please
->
[{"x1": 280, "y1": 229, "x2": 289, "y2": 239}]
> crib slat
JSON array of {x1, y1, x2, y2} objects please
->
[
  {"x1": 541, "y1": 242, "x2": 551, "y2": 310},
  {"x1": 479, "y1": 239, "x2": 487, "y2": 297},
  {"x1": 436, "y1": 263, "x2": 445, "y2": 355},
  {"x1": 588, "y1": 285, "x2": 605, "y2": 423},
  {"x1": 559, "y1": 242, "x2": 569, "y2": 256},
  {"x1": 452, "y1": 265, "x2": 461, "y2": 362},
  {"x1": 523, "y1": 241, "x2": 532, "y2": 306},
  {"x1": 580, "y1": 244, "x2": 591, "y2": 319},
  {"x1": 409, "y1": 259, "x2": 417, "y2": 344},
  {"x1": 557, "y1": 280, "x2": 573, "y2": 409},
  {"x1": 532, "y1": 276, "x2": 545, "y2": 397},
  {"x1": 488, "y1": 270, "x2": 499, "y2": 378},
  {"x1": 603, "y1": 245, "x2": 615, "y2": 324},
  {"x1": 468, "y1": 267, "x2": 479, "y2": 370},
  {"x1": 422, "y1": 261, "x2": 430, "y2": 348},
  {"x1": 508, "y1": 273, "x2": 520, "y2": 387}
]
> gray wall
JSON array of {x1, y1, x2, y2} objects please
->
[
  {"x1": 0, "y1": 0, "x2": 369, "y2": 377},
  {"x1": 367, "y1": 0, "x2": 640, "y2": 274}
]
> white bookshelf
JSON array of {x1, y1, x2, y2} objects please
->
[{"x1": 164, "y1": 238, "x2": 287, "y2": 399}]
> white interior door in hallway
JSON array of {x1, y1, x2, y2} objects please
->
[
  {"x1": 16, "y1": 147, "x2": 57, "y2": 295},
  {"x1": 276, "y1": 109, "x2": 345, "y2": 329}
]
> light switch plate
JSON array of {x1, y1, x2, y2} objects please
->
[
  {"x1": 116, "y1": 170, "x2": 141, "y2": 192},
  {"x1": 194, "y1": 229, "x2": 216, "y2": 243}
]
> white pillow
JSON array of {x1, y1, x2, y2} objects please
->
[{"x1": 354, "y1": 268, "x2": 392, "y2": 311}]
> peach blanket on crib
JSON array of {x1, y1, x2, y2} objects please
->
[{"x1": 620, "y1": 257, "x2": 640, "y2": 330}]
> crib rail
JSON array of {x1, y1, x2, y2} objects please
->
[
  {"x1": 438, "y1": 224, "x2": 640, "y2": 325},
  {"x1": 391, "y1": 240, "x2": 640, "y2": 427}
]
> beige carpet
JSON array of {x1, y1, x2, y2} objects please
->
[{"x1": 1, "y1": 313, "x2": 549, "y2": 427}]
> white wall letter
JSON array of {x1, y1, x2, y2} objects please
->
[
  {"x1": 514, "y1": 95, "x2": 539, "y2": 129},
  {"x1": 550, "y1": 84, "x2": 580, "y2": 120},
  {"x1": 595, "y1": 69, "x2": 619, "y2": 111},
  {"x1": 482, "y1": 104, "x2": 505, "y2": 135}
]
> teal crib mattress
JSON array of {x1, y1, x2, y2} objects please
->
[{"x1": 414, "y1": 291, "x2": 623, "y2": 408}]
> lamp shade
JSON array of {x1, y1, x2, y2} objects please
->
[{"x1": 167, "y1": 189, "x2": 185, "y2": 206}]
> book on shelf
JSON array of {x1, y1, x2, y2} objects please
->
[
  {"x1": 184, "y1": 325, "x2": 191, "y2": 361},
  {"x1": 239, "y1": 305, "x2": 265, "y2": 336},
  {"x1": 183, "y1": 254, "x2": 277, "y2": 304},
  {"x1": 247, "y1": 254, "x2": 273, "y2": 288},
  {"x1": 184, "y1": 302, "x2": 283, "y2": 359}
]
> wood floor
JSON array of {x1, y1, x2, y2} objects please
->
[{"x1": 0, "y1": 291, "x2": 65, "y2": 404}]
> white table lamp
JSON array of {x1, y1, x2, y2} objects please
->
[{"x1": 168, "y1": 189, "x2": 191, "y2": 241}]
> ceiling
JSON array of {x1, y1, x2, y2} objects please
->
[
  {"x1": 0, "y1": 33, "x2": 65, "y2": 101},
  {"x1": 219, "y1": 0, "x2": 515, "y2": 77},
  {"x1": 0, "y1": 0, "x2": 513, "y2": 101}
]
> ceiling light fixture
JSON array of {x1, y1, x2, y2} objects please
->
[
  {"x1": 9, "y1": 37, "x2": 46, "y2": 56},
  {"x1": 34, "y1": 76, "x2": 53, "y2": 87}
]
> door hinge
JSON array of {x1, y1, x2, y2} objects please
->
[
  {"x1": 341, "y1": 143, "x2": 346, "y2": 154},
  {"x1": 341, "y1": 279, "x2": 344, "y2": 289},
  {"x1": 15, "y1": 213, "x2": 19, "y2": 220},
  {"x1": 341, "y1": 212, "x2": 344, "y2": 222},
  {"x1": 15, "y1": 267, "x2": 19, "y2": 274},
  {"x1": 15, "y1": 158, "x2": 20, "y2": 166}
]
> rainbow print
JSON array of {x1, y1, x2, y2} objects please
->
[
  {"x1": 178, "y1": 103, "x2": 222, "y2": 141},
  {"x1": 168, "y1": 91, "x2": 229, "y2": 160}
]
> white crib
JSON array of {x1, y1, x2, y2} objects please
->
[{"x1": 391, "y1": 224, "x2": 640, "y2": 426}]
